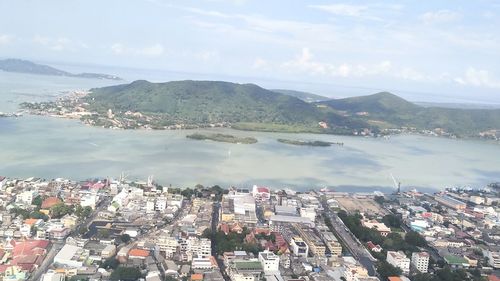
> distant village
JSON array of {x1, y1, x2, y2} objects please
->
[{"x1": 0, "y1": 175, "x2": 498, "y2": 281}]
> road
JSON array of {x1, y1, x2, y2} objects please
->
[
  {"x1": 29, "y1": 241, "x2": 64, "y2": 281},
  {"x1": 321, "y1": 199, "x2": 377, "y2": 276},
  {"x1": 211, "y1": 202, "x2": 231, "y2": 281}
]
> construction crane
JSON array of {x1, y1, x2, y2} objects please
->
[{"x1": 390, "y1": 173, "x2": 401, "y2": 194}]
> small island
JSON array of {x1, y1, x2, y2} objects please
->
[
  {"x1": 277, "y1": 138, "x2": 343, "y2": 147},
  {"x1": 187, "y1": 133, "x2": 258, "y2": 144}
]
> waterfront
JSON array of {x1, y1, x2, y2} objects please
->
[{"x1": 1, "y1": 72, "x2": 499, "y2": 191}]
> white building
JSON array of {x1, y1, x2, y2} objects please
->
[
  {"x1": 299, "y1": 207, "x2": 317, "y2": 221},
  {"x1": 186, "y1": 237, "x2": 211, "y2": 260},
  {"x1": 386, "y1": 251, "x2": 410, "y2": 274},
  {"x1": 258, "y1": 250, "x2": 280, "y2": 273},
  {"x1": 486, "y1": 250, "x2": 500, "y2": 269},
  {"x1": 155, "y1": 196, "x2": 167, "y2": 211},
  {"x1": 290, "y1": 237, "x2": 309, "y2": 257},
  {"x1": 16, "y1": 190, "x2": 38, "y2": 205},
  {"x1": 80, "y1": 194, "x2": 98, "y2": 209},
  {"x1": 157, "y1": 235, "x2": 178, "y2": 258},
  {"x1": 41, "y1": 272, "x2": 65, "y2": 281},
  {"x1": 167, "y1": 194, "x2": 183, "y2": 208},
  {"x1": 411, "y1": 252, "x2": 429, "y2": 273},
  {"x1": 192, "y1": 255, "x2": 214, "y2": 269},
  {"x1": 54, "y1": 244, "x2": 88, "y2": 268}
]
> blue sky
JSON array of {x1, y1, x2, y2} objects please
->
[{"x1": 1, "y1": 0, "x2": 500, "y2": 103}]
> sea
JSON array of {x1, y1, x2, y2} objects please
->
[{"x1": 1, "y1": 71, "x2": 499, "y2": 193}]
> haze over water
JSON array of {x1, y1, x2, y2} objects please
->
[{"x1": 1, "y1": 72, "x2": 499, "y2": 192}]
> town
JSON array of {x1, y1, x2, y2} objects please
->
[{"x1": 0, "y1": 175, "x2": 498, "y2": 281}]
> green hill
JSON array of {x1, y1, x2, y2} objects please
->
[
  {"x1": 85, "y1": 80, "x2": 367, "y2": 133},
  {"x1": 319, "y1": 92, "x2": 500, "y2": 136},
  {"x1": 271, "y1": 89, "x2": 330, "y2": 102}
]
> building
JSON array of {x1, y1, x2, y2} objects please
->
[
  {"x1": 290, "y1": 237, "x2": 309, "y2": 257},
  {"x1": 294, "y1": 226, "x2": 326, "y2": 257},
  {"x1": 386, "y1": 251, "x2": 410, "y2": 274},
  {"x1": 41, "y1": 271, "x2": 65, "y2": 281},
  {"x1": 411, "y1": 252, "x2": 429, "y2": 273},
  {"x1": 157, "y1": 235, "x2": 178, "y2": 258},
  {"x1": 434, "y1": 195, "x2": 467, "y2": 210},
  {"x1": 258, "y1": 250, "x2": 279, "y2": 273},
  {"x1": 228, "y1": 260, "x2": 263, "y2": 281},
  {"x1": 361, "y1": 220, "x2": 391, "y2": 237},
  {"x1": 486, "y1": 251, "x2": 500, "y2": 269},
  {"x1": 252, "y1": 185, "x2": 270, "y2": 201},
  {"x1": 54, "y1": 244, "x2": 88, "y2": 268}
]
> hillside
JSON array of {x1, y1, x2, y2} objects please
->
[
  {"x1": 84, "y1": 80, "x2": 367, "y2": 133},
  {"x1": 0, "y1": 59, "x2": 121, "y2": 80},
  {"x1": 319, "y1": 92, "x2": 500, "y2": 136},
  {"x1": 271, "y1": 89, "x2": 330, "y2": 102}
]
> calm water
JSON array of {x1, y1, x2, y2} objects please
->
[{"x1": 1, "y1": 72, "x2": 499, "y2": 192}]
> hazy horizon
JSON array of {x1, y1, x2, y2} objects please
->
[{"x1": 1, "y1": 1, "x2": 500, "y2": 104}]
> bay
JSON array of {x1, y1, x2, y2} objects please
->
[{"x1": 1, "y1": 72, "x2": 499, "y2": 192}]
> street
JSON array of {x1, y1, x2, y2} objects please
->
[{"x1": 321, "y1": 199, "x2": 377, "y2": 276}]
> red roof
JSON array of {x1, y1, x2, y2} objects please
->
[
  {"x1": 12, "y1": 240, "x2": 50, "y2": 257},
  {"x1": 257, "y1": 187, "x2": 270, "y2": 193},
  {"x1": 129, "y1": 248, "x2": 150, "y2": 258}
]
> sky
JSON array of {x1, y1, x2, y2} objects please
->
[{"x1": 1, "y1": 0, "x2": 500, "y2": 103}]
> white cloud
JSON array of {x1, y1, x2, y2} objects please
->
[
  {"x1": 421, "y1": 10, "x2": 461, "y2": 24},
  {"x1": 454, "y1": 68, "x2": 500, "y2": 89},
  {"x1": 110, "y1": 43, "x2": 164, "y2": 57},
  {"x1": 138, "y1": 43, "x2": 164, "y2": 56},
  {"x1": 0, "y1": 34, "x2": 12, "y2": 45},
  {"x1": 281, "y1": 48, "x2": 393, "y2": 78},
  {"x1": 33, "y1": 35, "x2": 83, "y2": 51},
  {"x1": 309, "y1": 4, "x2": 368, "y2": 17},
  {"x1": 252, "y1": 57, "x2": 268, "y2": 69},
  {"x1": 111, "y1": 43, "x2": 125, "y2": 55}
]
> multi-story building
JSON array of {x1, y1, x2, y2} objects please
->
[
  {"x1": 258, "y1": 250, "x2": 279, "y2": 273},
  {"x1": 386, "y1": 251, "x2": 410, "y2": 274},
  {"x1": 185, "y1": 237, "x2": 211, "y2": 260},
  {"x1": 157, "y1": 235, "x2": 178, "y2": 258},
  {"x1": 290, "y1": 237, "x2": 309, "y2": 257},
  {"x1": 486, "y1": 250, "x2": 500, "y2": 269},
  {"x1": 411, "y1": 252, "x2": 429, "y2": 273},
  {"x1": 434, "y1": 195, "x2": 467, "y2": 210},
  {"x1": 294, "y1": 226, "x2": 326, "y2": 257},
  {"x1": 227, "y1": 260, "x2": 263, "y2": 281}
]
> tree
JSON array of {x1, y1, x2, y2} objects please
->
[
  {"x1": 120, "y1": 234, "x2": 131, "y2": 243},
  {"x1": 382, "y1": 214, "x2": 402, "y2": 228},
  {"x1": 78, "y1": 226, "x2": 88, "y2": 236},
  {"x1": 32, "y1": 195, "x2": 43, "y2": 208},
  {"x1": 404, "y1": 231, "x2": 427, "y2": 247},
  {"x1": 29, "y1": 210, "x2": 49, "y2": 221},
  {"x1": 98, "y1": 229, "x2": 110, "y2": 239},
  {"x1": 50, "y1": 203, "x2": 74, "y2": 218},
  {"x1": 110, "y1": 267, "x2": 141, "y2": 281},
  {"x1": 101, "y1": 258, "x2": 119, "y2": 269},
  {"x1": 376, "y1": 261, "x2": 402, "y2": 280}
]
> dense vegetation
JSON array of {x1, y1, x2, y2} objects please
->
[
  {"x1": 85, "y1": 80, "x2": 369, "y2": 133},
  {"x1": 319, "y1": 92, "x2": 500, "y2": 136},
  {"x1": 337, "y1": 211, "x2": 427, "y2": 258},
  {"x1": 271, "y1": 89, "x2": 330, "y2": 102},
  {"x1": 187, "y1": 133, "x2": 257, "y2": 144},
  {"x1": 202, "y1": 228, "x2": 263, "y2": 256},
  {"x1": 277, "y1": 138, "x2": 340, "y2": 147}
]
